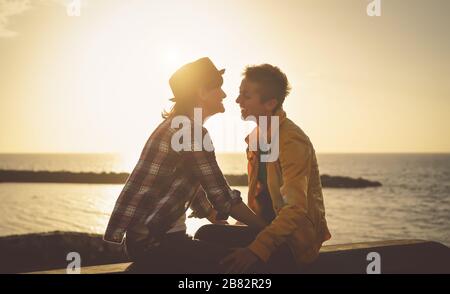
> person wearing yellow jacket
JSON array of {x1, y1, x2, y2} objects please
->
[{"x1": 195, "y1": 64, "x2": 331, "y2": 273}]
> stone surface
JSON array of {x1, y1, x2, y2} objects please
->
[{"x1": 1, "y1": 231, "x2": 446, "y2": 274}]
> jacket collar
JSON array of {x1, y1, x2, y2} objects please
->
[{"x1": 244, "y1": 108, "x2": 287, "y2": 146}]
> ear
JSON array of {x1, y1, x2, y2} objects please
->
[{"x1": 264, "y1": 98, "x2": 278, "y2": 113}]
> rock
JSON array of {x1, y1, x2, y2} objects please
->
[
  {"x1": 0, "y1": 231, "x2": 128, "y2": 273},
  {"x1": 320, "y1": 174, "x2": 382, "y2": 188},
  {"x1": 0, "y1": 170, "x2": 381, "y2": 188}
]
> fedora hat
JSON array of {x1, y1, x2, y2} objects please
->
[{"x1": 169, "y1": 57, "x2": 225, "y2": 102}]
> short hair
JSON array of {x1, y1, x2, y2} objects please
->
[{"x1": 243, "y1": 64, "x2": 291, "y2": 110}]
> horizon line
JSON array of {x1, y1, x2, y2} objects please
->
[{"x1": 1, "y1": 151, "x2": 450, "y2": 155}]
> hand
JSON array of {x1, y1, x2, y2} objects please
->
[
  {"x1": 206, "y1": 209, "x2": 229, "y2": 225},
  {"x1": 220, "y1": 248, "x2": 260, "y2": 274}
]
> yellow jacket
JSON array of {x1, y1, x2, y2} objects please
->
[{"x1": 246, "y1": 109, "x2": 331, "y2": 265}]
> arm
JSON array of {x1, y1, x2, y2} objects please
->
[
  {"x1": 188, "y1": 180, "x2": 266, "y2": 227},
  {"x1": 184, "y1": 129, "x2": 266, "y2": 229},
  {"x1": 229, "y1": 202, "x2": 267, "y2": 230},
  {"x1": 189, "y1": 187, "x2": 213, "y2": 219},
  {"x1": 189, "y1": 187, "x2": 228, "y2": 224}
]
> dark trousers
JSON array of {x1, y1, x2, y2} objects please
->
[
  {"x1": 195, "y1": 224, "x2": 298, "y2": 274},
  {"x1": 125, "y1": 225, "x2": 298, "y2": 274},
  {"x1": 125, "y1": 231, "x2": 229, "y2": 274}
]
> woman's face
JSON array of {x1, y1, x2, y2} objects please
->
[{"x1": 199, "y1": 86, "x2": 227, "y2": 116}]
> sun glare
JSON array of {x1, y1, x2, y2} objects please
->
[{"x1": 164, "y1": 48, "x2": 183, "y2": 74}]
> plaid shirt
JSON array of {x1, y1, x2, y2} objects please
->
[{"x1": 104, "y1": 117, "x2": 241, "y2": 244}]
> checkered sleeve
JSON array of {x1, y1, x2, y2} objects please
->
[
  {"x1": 183, "y1": 127, "x2": 242, "y2": 218},
  {"x1": 189, "y1": 187, "x2": 213, "y2": 218}
]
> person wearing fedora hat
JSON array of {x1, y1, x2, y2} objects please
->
[
  {"x1": 164, "y1": 57, "x2": 227, "y2": 119},
  {"x1": 103, "y1": 57, "x2": 267, "y2": 273}
]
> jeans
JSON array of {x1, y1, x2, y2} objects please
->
[
  {"x1": 195, "y1": 224, "x2": 299, "y2": 274},
  {"x1": 124, "y1": 225, "x2": 298, "y2": 274},
  {"x1": 125, "y1": 231, "x2": 230, "y2": 273}
]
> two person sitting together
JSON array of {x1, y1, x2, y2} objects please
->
[{"x1": 104, "y1": 57, "x2": 331, "y2": 274}]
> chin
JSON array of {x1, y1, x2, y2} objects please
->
[{"x1": 210, "y1": 108, "x2": 225, "y2": 116}]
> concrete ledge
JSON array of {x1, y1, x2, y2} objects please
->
[
  {"x1": 25, "y1": 239, "x2": 450, "y2": 274},
  {"x1": 26, "y1": 262, "x2": 132, "y2": 274},
  {"x1": 305, "y1": 239, "x2": 450, "y2": 274}
]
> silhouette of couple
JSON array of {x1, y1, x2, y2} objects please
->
[{"x1": 104, "y1": 57, "x2": 331, "y2": 273}]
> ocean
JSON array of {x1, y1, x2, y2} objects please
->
[{"x1": 0, "y1": 153, "x2": 449, "y2": 246}]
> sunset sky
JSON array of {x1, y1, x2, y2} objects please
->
[{"x1": 1, "y1": 0, "x2": 449, "y2": 156}]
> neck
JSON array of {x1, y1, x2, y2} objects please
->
[
  {"x1": 201, "y1": 110, "x2": 213, "y2": 124},
  {"x1": 186, "y1": 107, "x2": 210, "y2": 125},
  {"x1": 256, "y1": 111, "x2": 274, "y2": 128}
]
